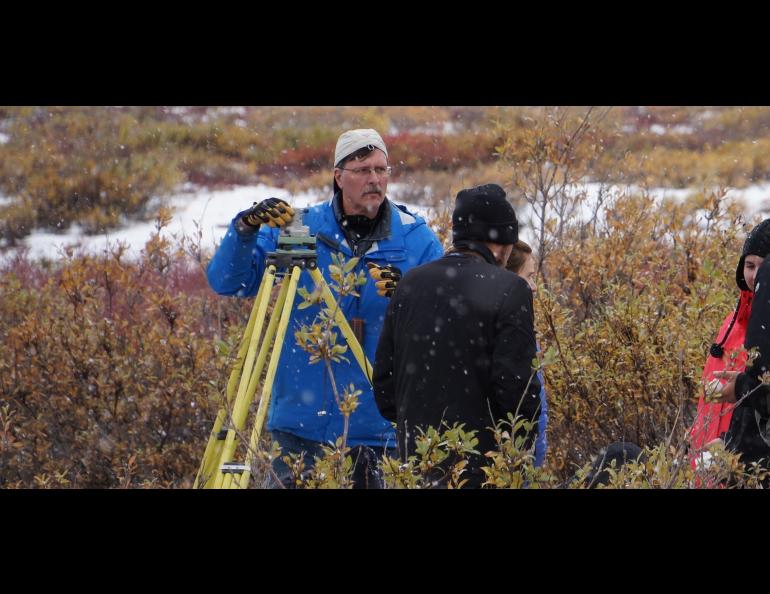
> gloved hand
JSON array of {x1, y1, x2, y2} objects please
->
[
  {"x1": 241, "y1": 197, "x2": 295, "y2": 228},
  {"x1": 366, "y1": 262, "x2": 402, "y2": 298}
]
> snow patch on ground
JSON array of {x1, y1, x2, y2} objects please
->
[
  {"x1": 5, "y1": 180, "x2": 770, "y2": 263},
  {"x1": 649, "y1": 123, "x2": 696, "y2": 135},
  {"x1": 6, "y1": 183, "x2": 428, "y2": 262},
  {"x1": 513, "y1": 181, "x2": 770, "y2": 248}
]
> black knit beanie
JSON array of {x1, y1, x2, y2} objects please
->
[
  {"x1": 736, "y1": 218, "x2": 770, "y2": 291},
  {"x1": 451, "y1": 183, "x2": 518, "y2": 246}
]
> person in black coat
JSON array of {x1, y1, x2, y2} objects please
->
[
  {"x1": 372, "y1": 183, "x2": 541, "y2": 488},
  {"x1": 715, "y1": 252, "x2": 770, "y2": 469}
]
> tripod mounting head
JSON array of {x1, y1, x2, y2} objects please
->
[{"x1": 269, "y1": 208, "x2": 318, "y2": 270}]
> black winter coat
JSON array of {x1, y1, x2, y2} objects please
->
[
  {"x1": 372, "y1": 245, "x2": 542, "y2": 487},
  {"x1": 730, "y1": 257, "x2": 770, "y2": 467}
]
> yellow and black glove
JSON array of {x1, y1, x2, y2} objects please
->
[
  {"x1": 366, "y1": 262, "x2": 402, "y2": 298},
  {"x1": 241, "y1": 197, "x2": 295, "y2": 228}
]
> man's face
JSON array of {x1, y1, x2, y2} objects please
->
[{"x1": 334, "y1": 149, "x2": 389, "y2": 218}]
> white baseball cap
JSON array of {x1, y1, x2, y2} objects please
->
[{"x1": 334, "y1": 128, "x2": 388, "y2": 167}]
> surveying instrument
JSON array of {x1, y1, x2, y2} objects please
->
[{"x1": 193, "y1": 210, "x2": 373, "y2": 489}]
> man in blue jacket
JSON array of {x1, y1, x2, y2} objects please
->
[{"x1": 206, "y1": 128, "x2": 444, "y2": 487}]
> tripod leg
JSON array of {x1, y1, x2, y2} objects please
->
[
  {"x1": 212, "y1": 266, "x2": 278, "y2": 488},
  {"x1": 309, "y1": 266, "x2": 373, "y2": 383},
  {"x1": 194, "y1": 270, "x2": 273, "y2": 488},
  {"x1": 237, "y1": 265, "x2": 302, "y2": 488},
  {"x1": 242, "y1": 276, "x2": 293, "y2": 415},
  {"x1": 227, "y1": 274, "x2": 293, "y2": 488}
]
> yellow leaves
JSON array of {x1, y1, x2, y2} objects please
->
[
  {"x1": 0, "y1": 237, "x2": 228, "y2": 488},
  {"x1": 330, "y1": 343, "x2": 349, "y2": 360},
  {"x1": 0, "y1": 107, "x2": 186, "y2": 242},
  {"x1": 154, "y1": 206, "x2": 174, "y2": 231},
  {"x1": 498, "y1": 153, "x2": 744, "y2": 482},
  {"x1": 479, "y1": 416, "x2": 541, "y2": 489},
  {"x1": 328, "y1": 253, "x2": 368, "y2": 298},
  {"x1": 296, "y1": 285, "x2": 323, "y2": 310},
  {"x1": 339, "y1": 384, "x2": 362, "y2": 417},
  {"x1": 294, "y1": 324, "x2": 350, "y2": 366}
]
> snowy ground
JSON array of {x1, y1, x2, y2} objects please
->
[
  {"x1": 3, "y1": 182, "x2": 434, "y2": 261},
  {"x1": 4, "y1": 181, "x2": 770, "y2": 262},
  {"x1": 514, "y1": 181, "x2": 770, "y2": 247}
]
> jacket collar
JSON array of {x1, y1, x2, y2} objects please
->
[
  {"x1": 450, "y1": 239, "x2": 499, "y2": 266},
  {"x1": 317, "y1": 193, "x2": 404, "y2": 256},
  {"x1": 332, "y1": 192, "x2": 391, "y2": 238},
  {"x1": 737, "y1": 289, "x2": 754, "y2": 324}
]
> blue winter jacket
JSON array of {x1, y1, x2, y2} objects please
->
[{"x1": 207, "y1": 196, "x2": 445, "y2": 448}]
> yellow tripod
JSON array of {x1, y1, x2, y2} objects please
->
[{"x1": 194, "y1": 219, "x2": 373, "y2": 489}]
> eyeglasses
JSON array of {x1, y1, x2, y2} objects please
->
[{"x1": 339, "y1": 165, "x2": 393, "y2": 178}]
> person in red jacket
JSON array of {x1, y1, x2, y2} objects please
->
[{"x1": 690, "y1": 218, "x2": 770, "y2": 468}]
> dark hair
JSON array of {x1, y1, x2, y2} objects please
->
[
  {"x1": 335, "y1": 145, "x2": 378, "y2": 168},
  {"x1": 506, "y1": 239, "x2": 533, "y2": 273}
]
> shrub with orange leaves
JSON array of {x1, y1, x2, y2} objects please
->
[
  {"x1": 536, "y1": 189, "x2": 747, "y2": 476},
  {"x1": 0, "y1": 215, "x2": 251, "y2": 488}
]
